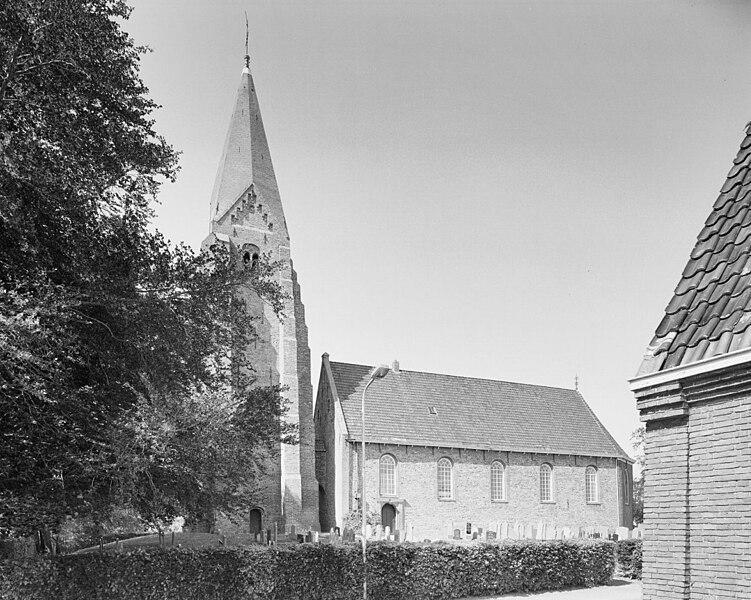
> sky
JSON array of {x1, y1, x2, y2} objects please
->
[{"x1": 124, "y1": 0, "x2": 751, "y2": 460}]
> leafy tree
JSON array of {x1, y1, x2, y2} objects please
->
[
  {"x1": 0, "y1": 0, "x2": 290, "y2": 536},
  {"x1": 630, "y1": 426, "x2": 645, "y2": 524}
]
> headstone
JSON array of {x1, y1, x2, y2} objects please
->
[
  {"x1": 374, "y1": 524, "x2": 382, "y2": 539},
  {"x1": 383, "y1": 526, "x2": 390, "y2": 539},
  {"x1": 393, "y1": 530, "x2": 400, "y2": 542},
  {"x1": 597, "y1": 526, "x2": 610, "y2": 539},
  {"x1": 453, "y1": 529, "x2": 462, "y2": 540},
  {"x1": 561, "y1": 527, "x2": 571, "y2": 539},
  {"x1": 313, "y1": 531, "x2": 319, "y2": 543},
  {"x1": 536, "y1": 521, "x2": 545, "y2": 540},
  {"x1": 486, "y1": 530, "x2": 497, "y2": 541},
  {"x1": 616, "y1": 527, "x2": 630, "y2": 540},
  {"x1": 472, "y1": 532, "x2": 478, "y2": 540},
  {"x1": 524, "y1": 523, "x2": 534, "y2": 539}
]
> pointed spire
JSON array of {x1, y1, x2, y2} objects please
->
[{"x1": 208, "y1": 39, "x2": 284, "y2": 227}]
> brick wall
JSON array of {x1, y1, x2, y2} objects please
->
[
  {"x1": 643, "y1": 416, "x2": 689, "y2": 600},
  {"x1": 348, "y1": 443, "x2": 625, "y2": 540},
  {"x1": 635, "y1": 364, "x2": 751, "y2": 600},
  {"x1": 684, "y1": 377, "x2": 751, "y2": 599}
]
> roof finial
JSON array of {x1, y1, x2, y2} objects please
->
[
  {"x1": 244, "y1": 11, "x2": 250, "y2": 69},
  {"x1": 574, "y1": 374, "x2": 579, "y2": 391}
]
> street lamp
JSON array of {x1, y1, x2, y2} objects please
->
[{"x1": 362, "y1": 364, "x2": 390, "y2": 600}]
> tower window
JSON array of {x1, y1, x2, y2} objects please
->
[{"x1": 241, "y1": 246, "x2": 260, "y2": 272}]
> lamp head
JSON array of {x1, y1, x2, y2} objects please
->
[{"x1": 370, "y1": 365, "x2": 390, "y2": 380}]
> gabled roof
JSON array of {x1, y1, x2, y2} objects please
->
[
  {"x1": 209, "y1": 64, "x2": 282, "y2": 224},
  {"x1": 325, "y1": 359, "x2": 630, "y2": 460},
  {"x1": 637, "y1": 124, "x2": 751, "y2": 377}
]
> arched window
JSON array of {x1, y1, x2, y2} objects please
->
[
  {"x1": 437, "y1": 458, "x2": 453, "y2": 500},
  {"x1": 540, "y1": 463, "x2": 553, "y2": 502},
  {"x1": 491, "y1": 461, "x2": 506, "y2": 501},
  {"x1": 379, "y1": 454, "x2": 396, "y2": 496},
  {"x1": 586, "y1": 466, "x2": 599, "y2": 503},
  {"x1": 241, "y1": 244, "x2": 260, "y2": 272}
]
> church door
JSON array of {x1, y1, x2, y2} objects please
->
[
  {"x1": 381, "y1": 503, "x2": 396, "y2": 532},
  {"x1": 249, "y1": 509, "x2": 263, "y2": 535}
]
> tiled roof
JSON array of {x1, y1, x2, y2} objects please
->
[
  {"x1": 327, "y1": 361, "x2": 630, "y2": 460},
  {"x1": 637, "y1": 124, "x2": 751, "y2": 376}
]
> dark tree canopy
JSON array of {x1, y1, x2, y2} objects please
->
[{"x1": 0, "y1": 0, "x2": 291, "y2": 536}]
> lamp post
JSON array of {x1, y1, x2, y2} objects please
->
[{"x1": 362, "y1": 364, "x2": 390, "y2": 600}]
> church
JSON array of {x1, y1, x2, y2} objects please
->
[
  {"x1": 202, "y1": 53, "x2": 632, "y2": 539},
  {"x1": 314, "y1": 354, "x2": 632, "y2": 541}
]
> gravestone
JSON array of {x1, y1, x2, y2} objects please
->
[
  {"x1": 616, "y1": 527, "x2": 630, "y2": 540},
  {"x1": 453, "y1": 529, "x2": 462, "y2": 540},
  {"x1": 486, "y1": 530, "x2": 497, "y2": 541}
]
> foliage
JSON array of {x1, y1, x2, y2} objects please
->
[
  {"x1": 0, "y1": 0, "x2": 290, "y2": 535},
  {"x1": 0, "y1": 539, "x2": 615, "y2": 599},
  {"x1": 630, "y1": 426, "x2": 645, "y2": 524},
  {"x1": 342, "y1": 505, "x2": 380, "y2": 531},
  {"x1": 615, "y1": 539, "x2": 642, "y2": 580}
]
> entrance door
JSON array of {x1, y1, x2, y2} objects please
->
[
  {"x1": 249, "y1": 508, "x2": 263, "y2": 534},
  {"x1": 381, "y1": 503, "x2": 396, "y2": 531}
]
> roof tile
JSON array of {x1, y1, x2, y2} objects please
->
[{"x1": 638, "y1": 125, "x2": 751, "y2": 375}]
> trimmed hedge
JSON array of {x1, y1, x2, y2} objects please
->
[
  {"x1": 0, "y1": 539, "x2": 615, "y2": 600},
  {"x1": 615, "y1": 539, "x2": 642, "y2": 580}
]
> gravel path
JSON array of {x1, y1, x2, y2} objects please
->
[{"x1": 465, "y1": 579, "x2": 641, "y2": 600}]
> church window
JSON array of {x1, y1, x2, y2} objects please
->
[
  {"x1": 490, "y1": 461, "x2": 506, "y2": 501},
  {"x1": 437, "y1": 458, "x2": 453, "y2": 500},
  {"x1": 540, "y1": 464, "x2": 554, "y2": 502},
  {"x1": 242, "y1": 246, "x2": 260, "y2": 272},
  {"x1": 379, "y1": 454, "x2": 396, "y2": 497},
  {"x1": 585, "y1": 466, "x2": 599, "y2": 503}
]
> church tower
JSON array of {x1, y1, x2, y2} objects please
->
[{"x1": 202, "y1": 53, "x2": 319, "y2": 533}]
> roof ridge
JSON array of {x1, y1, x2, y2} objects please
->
[{"x1": 328, "y1": 360, "x2": 576, "y2": 392}]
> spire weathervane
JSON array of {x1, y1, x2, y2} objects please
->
[{"x1": 244, "y1": 11, "x2": 250, "y2": 69}]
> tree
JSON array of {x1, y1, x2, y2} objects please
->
[
  {"x1": 630, "y1": 426, "x2": 645, "y2": 524},
  {"x1": 0, "y1": 0, "x2": 290, "y2": 536}
]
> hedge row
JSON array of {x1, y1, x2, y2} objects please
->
[
  {"x1": 0, "y1": 539, "x2": 615, "y2": 600},
  {"x1": 615, "y1": 539, "x2": 642, "y2": 580}
]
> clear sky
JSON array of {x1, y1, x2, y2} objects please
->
[{"x1": 125, "y1": 0, "x2": 751, "y2": 459}]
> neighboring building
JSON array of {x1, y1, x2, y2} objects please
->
[
  {"x1": 315, "y1": 354, "x2": 633, "y2": 540},
  {"x1": 631, "y1": 123, "x2": 751, "y2": 599},
  {"x1": 201, "y1": 55, "x2": 319, "y2": 534}
]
